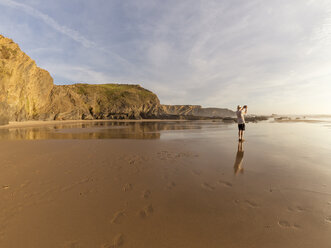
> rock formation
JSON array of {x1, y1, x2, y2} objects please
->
[
  {"x1": 45, "y1": 84, "x2": 160, "y2": 120},
  {"x1": 0, "y1": 34, "x2": 235, "y2": 124},
  {"x1": 0, "y1": 35, "x2": 160, "y2": 122},
  {"x1": 0, "y1": 35, "x2": 53, "y2": 122},
  {"x1": 161, "y1": 105, "x2": 235, "y2": 118}
]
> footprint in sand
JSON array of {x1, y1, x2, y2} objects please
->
[
  {"x1": 191, "y1": 169, "x2": 202, "y2": 176},
  {"x1": 111, "y1": 234, "x2": 124, "y2": 248},
  {"x1": 100, "y1": 234, "x2": 124, "y2": 248},
  {"x1": 129, "y1": 159, "x2": 136, "y2": 164},
  {"x1": 157, "y1": 151, "x2": 197, "y2": 160},
  {"x1": 325, "y1": 216, "x2": 331, "y2": 223},
  {"x1": 293, "y1": 224, "x2": 301, "y2": 229},
  {"x1": 295, "y1": 206, "x2": 305, "y2": 212},
  {"x1": 245, "y1": 200, "x2": 259, "y2": 208},
  {"x1": 2, "y1": 185, "x2": 9, "y2": 190},
  {"x1": 218, "y1": 180, "x2": 233, "y2": 187},
  {"x1": 278, "y1": 220, "x2": 301, "y2": 229},
  {"x1": 157, "y1": 151, "x2": 172, "y2": 160},
  {"x1": 122, "y1": 183, "x2": 133, "y2": 192},
  {"x1": 20, "y1": 181, "x2": 31, "y2": 188},
  {"x1": 139, "y1": 204, "x2": 154, "y2": 219},
  {"x1": 287, "y1": 207, "x2": 295, "y2": 212},
  {"x1": 288, "y1": 206, "x2": 306, "y2": 212},
  {"x1": 166, "y1": 182, "x2": 176, "y2": 190},
  {"x1": 278, "y1": 220, "x2": 291, "y2": 228},
  {"x1": 111, "y1": 210, "x2": 125, "y2": 224},
  {"x1": 201, "y1": 183, "x2": 215, "y2": 191},
  {"x1": 126, "y1": 154, "x2": 147, "y2": 164},
  {"x1": 64, "y1": 241, "x2": 81, "y2": 248},
  {"x1": 327, "y1": 202, "x2": 331, "y2": 206},
  {"x1": 142, "y1": 190, "x2": 151, "y2": 199}
]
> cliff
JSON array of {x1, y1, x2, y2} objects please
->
[
  {"x1": 161, "y1": 105, "x2": 235, "y2": 118},
  {"x1": 0, "y1": 35, "x2": 160, "y2": 122},
  {"x1": 46, "y1": 84, "x2": 160, "y2": 120},
  {"x1": 0, "y1": 35, "x2": 53, "y2": 122},
  {"x1": 0, "y1": 34, "x2": 235, "y2": 124}
]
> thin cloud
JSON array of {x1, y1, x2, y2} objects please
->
[
  {"x1": 44, "y1": 64, "x2": 114, "y2": 84},
  {"x1": 0, "y1": 0, "x2": 134, "y2": 69},
  {"x1": 0, "y1": 0, "x2": 95, "y2": 48}
]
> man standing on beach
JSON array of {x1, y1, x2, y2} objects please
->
[{"x1": 236, "y1": 105, "x2": 247, "y2": 141}]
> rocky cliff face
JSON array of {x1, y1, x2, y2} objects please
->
[
  {"x1": 161, "y1": 105, "x2": 235, "y2": 118},
  {"x1": 0, "y1": 35, "x2": 53, "y2": 122},
  {"x1": 45, "y1": 84, "x2": 160, "y2": 120},
  {"x1": 0, "y1": 35, "x2": 161, "y2": 122}
]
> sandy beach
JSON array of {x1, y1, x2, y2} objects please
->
[{"x1": 0, "y1": 119, "x2": 331, "y2": 247}]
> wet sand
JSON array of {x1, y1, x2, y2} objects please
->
[{"x1": 0, "y1": 120, "x2": 331, "y2": 247}]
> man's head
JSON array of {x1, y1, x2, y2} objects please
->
[{"x1": 237, "y1": 105, "x2": 241, "y2": 110}]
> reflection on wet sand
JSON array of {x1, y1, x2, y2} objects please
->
[
  {"x1": 0, "y1": 121, "x2": 210, "y2": 140},
  {"x1": 1, "y1": 120, "x2": 331, "y2": 247},
  {"x1": 234, "y1": 141, "x2": 244, "y2": 174}
]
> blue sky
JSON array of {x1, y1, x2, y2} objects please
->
[{"x1": 1, "y1": 0, "x2": 331, "y2": 114}]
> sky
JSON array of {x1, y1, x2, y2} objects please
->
[{"x1": 0, "y1": 0, "x2": 330, "y2": 115}]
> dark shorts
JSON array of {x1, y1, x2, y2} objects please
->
[{"x1": 238, "y1": 123, "x2": 245, "y2": 131}]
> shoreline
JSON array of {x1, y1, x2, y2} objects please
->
[
  {"x1": 1, "y1": 115, "x2": 327, "y2": 130},
  {"x1": 0, "y1": 119, "x2": 190, "y2": 129}
]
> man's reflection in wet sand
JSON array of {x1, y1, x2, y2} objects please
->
[{"x1": 234, "y1": 141, "x2": 244, "y2": 174}]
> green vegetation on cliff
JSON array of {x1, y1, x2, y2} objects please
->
[
  {"x1": 47, "y1": 83, "x2": 160, "y2": 120},
  {"x1": 73, "y1": 83, "x2": 155, "y2": 103}
]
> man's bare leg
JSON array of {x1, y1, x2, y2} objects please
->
[{"x1": 239, "y1": 130, "x2": 243, "y2": 141}]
